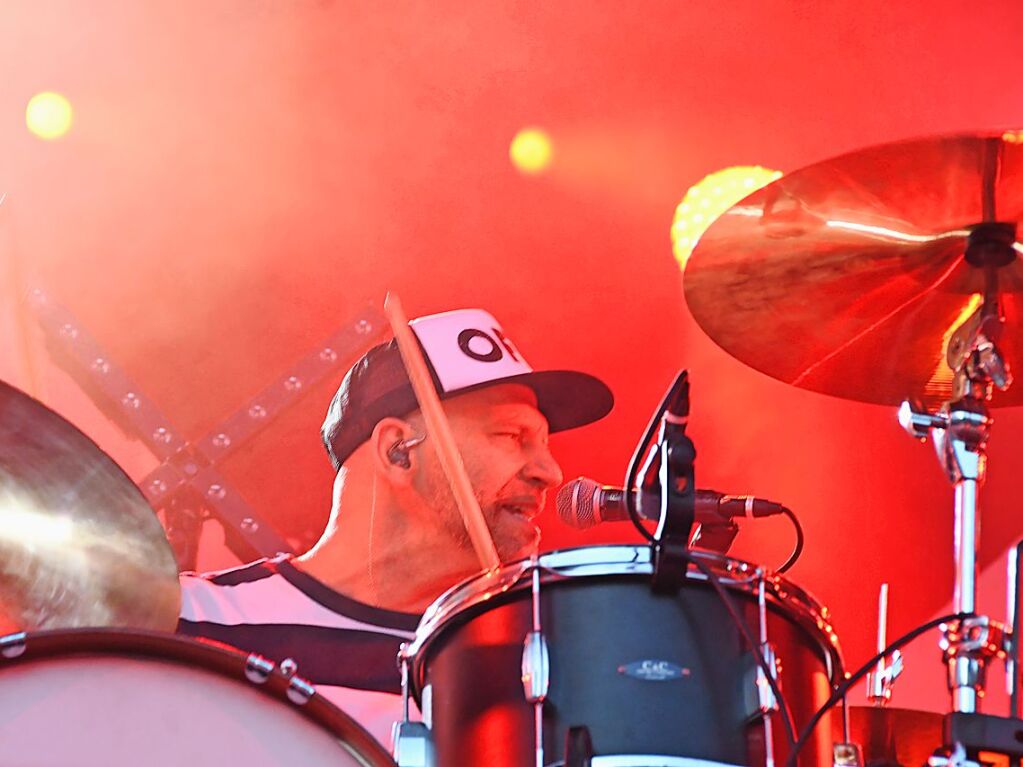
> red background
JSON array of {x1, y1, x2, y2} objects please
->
[{"x1": 4, "y1": 0, "x2": 1023, "y2": 711}]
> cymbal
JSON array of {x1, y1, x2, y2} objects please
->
[
  {"x1": 684, "y1": 131, "x2": 1023, "y2": 408},
  {"x1": 0, "y1": 381, "x2": 180, "y2": 634},
  {"x1": 834, "y1": 707, "x2": 941, "y2": 767}
]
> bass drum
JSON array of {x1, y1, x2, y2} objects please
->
[
  {"x1": 407, "y1": 545, "x2": 844, "y2": 767},
  {"x1": 0, "y1": 628, "x2": 395, "y2": 767}
]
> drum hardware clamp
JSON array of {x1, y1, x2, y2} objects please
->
[
  {"x1": 521, "y1": 556, "x2": 550, "y2": 767},
  {"x1": 244, "y1": 652, "x2": 275, "y2": 684},
  {"x1": 393, "y1": 643, "x2": 435, "y2": 767},
  {"x1": 751, "y1": 572, "x2": 781, "y2": 767},
  {"x1": 833, "y1": 584, "x2": 904, "y2": 767},
  {"x1": 927, "y1": 740, "x2": 979, "y2": 767},
  {"x1": 865, "y1": 583, "x2": 903, "y2": 707},
  {"x1": 0, "y1": 632, "x2": 27, "y2": 660},
  {"x1": 278, "y1": 656, "x2": 316, "y2": 705},
  {"x1": 939, "y1": 616, "x2": 1009, "y2": 708},
  {"x1": 243, "y1": 651, "x2": 316, "y2": 704},
  {"x1": 832, "y1": 742, "x2": 865, "y2": 767}
]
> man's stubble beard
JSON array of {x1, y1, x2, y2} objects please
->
[
  {"x1": 419, "y1": 469, "x2": 536, "y2": 565},
  {"x1": 419, "y1": 468, "x2": 475, "y2": 551}
]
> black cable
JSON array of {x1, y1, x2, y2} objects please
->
[
  {"x1": 623, "y1": 394, "x2": 668, "y2": 544},
  {"x1": 775, "y1": 506, "x2": 804, "y2": 574},
  {"x1": 784, "y1": 611, "x2": 972, "y2": 767},
  {"x1": 624, "y1": 372, "x2": 692, "y2": 544},
  {"x1": 688, "y1": 554, "x2": 799, "y2": 747}
]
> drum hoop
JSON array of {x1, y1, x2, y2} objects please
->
[
  {"x1": 0, "y1": 627, "x2": 394, "y2": 767},
  {"x1": 405, "y1": 544, "x2": 843, "y2": 692}
]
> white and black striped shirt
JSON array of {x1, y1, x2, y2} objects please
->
[{"x1": 177, "y1": 554, "x2": 420, "y2": 748}]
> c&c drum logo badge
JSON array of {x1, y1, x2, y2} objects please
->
[{"x1": 617, "y1": 659, "x2": 690, "y2": 682}]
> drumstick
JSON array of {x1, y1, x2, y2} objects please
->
[{"x1": 383, "y1": 293, "x2": 501, "y2": 571}]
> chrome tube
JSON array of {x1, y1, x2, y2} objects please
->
[
  {"x1": 954, "y1": 478, "x2": 979, "y2": 619},
  {"x1": 758, "y1": 574, "x2": 776, "y2": 767}
]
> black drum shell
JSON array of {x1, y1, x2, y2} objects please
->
[{"x1": 416, "y1": 570, "x2": 838, "y2": 767}]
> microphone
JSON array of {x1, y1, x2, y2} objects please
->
[{"x1": 556, "y1": 476, "x2": 789, "y2": 531}]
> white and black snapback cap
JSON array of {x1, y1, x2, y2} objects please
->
[{"x1": 321, "y1": 308, "x2": 613, "y2": 469}]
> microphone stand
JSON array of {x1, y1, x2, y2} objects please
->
[{"x1": 623, "y1": 370, "x2": 697, "y2": 592}]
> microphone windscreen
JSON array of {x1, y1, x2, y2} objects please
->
[{"x1": 555, "y1": 477, "x2": 600, "y2": 530}]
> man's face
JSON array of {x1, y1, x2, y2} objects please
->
[{"x1": 412, "y1": 383, "x2": 563, "y2": 562}]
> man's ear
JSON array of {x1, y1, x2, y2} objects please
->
[{"x1": 370, "y1": 417, "x2": 420, "y2": 483}]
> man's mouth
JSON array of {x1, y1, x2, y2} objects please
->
[{"x1": 497, "y1": 498, "x2": 541, "y2": 521}]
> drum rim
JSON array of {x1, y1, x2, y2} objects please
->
[
  {"x1": 405, "y1": 544, "x2": 843, "y2": 691},
  {"x1": 0, "y1": 627, "x2": 395, "y2": 767}
]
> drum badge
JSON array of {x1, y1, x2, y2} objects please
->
[{"x1": 618, "y1": 660, "x2": 690, "y2": 682}]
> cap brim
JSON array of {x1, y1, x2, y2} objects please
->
[{"x1": 445, "y1": 369, "x2": 614, "y2": 433}]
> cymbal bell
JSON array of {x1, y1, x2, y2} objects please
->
[
  {"x1": 684, "y1": 131, "x2": 1023, "y2": 408},
  {"x1": 0, "y1": 380, "x2": 180, "y2": 633}
]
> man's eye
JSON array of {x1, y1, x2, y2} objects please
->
[{"x1": 493, "y1": 432, "x2": 522, "y2": 442}]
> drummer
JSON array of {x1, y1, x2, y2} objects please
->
[{"x1": 177, "y1": 308, "x2": 613, "y2": 747}]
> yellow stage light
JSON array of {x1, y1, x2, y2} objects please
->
[
  {"x1": 510, "y1": 127, "x2": 553, "y2": 175},
  {"x1": 26, "y1": 92, "x2": 74, "y2": 141},
  {"x1": 672, "y1": 165, "x2": 782, "y2": 271}
]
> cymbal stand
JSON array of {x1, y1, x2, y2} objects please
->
[{"x1": 899, "y1": 227, "x2": 1016, "y2": 715}]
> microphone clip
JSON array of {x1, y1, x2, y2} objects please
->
[
  {"x1": 648, "y1": 370, "x2": 697, "y2": 594},
  {"x1": 690, "y1": 519, "x2": 739, "y2": 554}
]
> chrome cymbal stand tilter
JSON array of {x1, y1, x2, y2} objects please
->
[{"x1": 899, "y1": 222, "x2": 1023, "y2": 763}]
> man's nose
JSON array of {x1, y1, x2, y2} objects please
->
[{"x1": 523, "y1": 444, "x2": 563, "y2": 489}]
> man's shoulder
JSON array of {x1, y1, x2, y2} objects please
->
[
  {"x1": 177, "y1": 555, "x2": 418, "y2": 697},
  {"x1": 180, "y1": 555, "x2": 282, "y2": 589},
  {"x1": 178, "y1": 554, "x2": 301, "y2": 626},
  {"x1": 178, "y1": 555, "x2": 420, "y2": 635}
]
